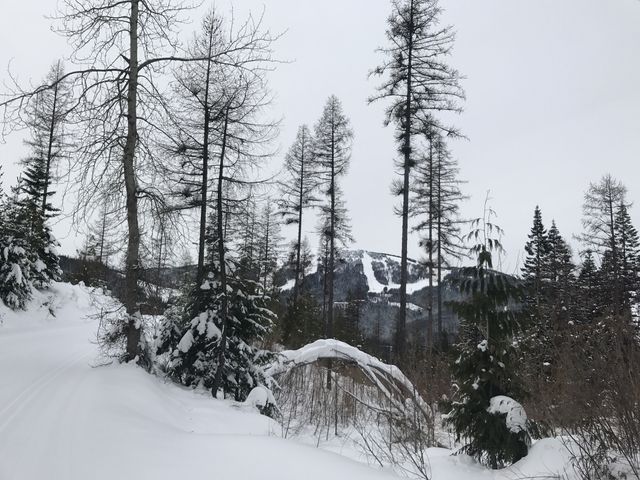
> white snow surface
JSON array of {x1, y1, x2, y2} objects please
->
[
  {"x1": 0, "y1": 283, "x2": 398, "y2": 480},
  {"x1": 0, "y1": 282, "x2": 578, "y2": 480},
  {"x1": 487, "y1": 395, "x2": 528, "y2": 433}
]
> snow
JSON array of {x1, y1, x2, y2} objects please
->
[
  {"x1": 361, "y1": 251, "x2": 431, "y2": 294},
  {"x1": 177, "y1": 329, "x2": 194, "y2": 352},
  {"x1": 487, "y1": 395, "x2": 528, "y2": 433},
  {"x1": 0, "y1": 283, "x2": 399, "y2": 480},
  {"x1": 279, "y1": 278, "x2": 296, "y2": 291},
  {"x1": 0, "y1": 282, "x2": 580, "y2": 480},
  {"x1": 243, "y1": 385, "x2": 276, "y2": 409}
]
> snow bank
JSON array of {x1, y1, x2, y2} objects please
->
[{"x1": 0, "y1": 283, "x2": 400, "y2": 480}]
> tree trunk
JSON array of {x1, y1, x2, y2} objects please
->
[
  {"x1": 124, "y1": 0, "x2": 142, "y2": 361},
  {"x1": 436, "y1": 146, "x2": 443, "y2": 347},
  {"x1": 397, "y1": 0, "x2": 415, "y2": 361},
  {"x1": 427, "y1": 138, "x2": 434, "y2": 352},
  {"x1": 42, "y1": 65, "x2": 60, "y2": 219},
  {"x1": 327, "y1": 121, "x2": 336, "y2": 391},
  {"x1": 211, "y1": 107, "x2": 230, "y2": 398},
  {"x1": 196, "y1": 29, "x2": 214, "y2": 286},
  {"x1": 292, "y1": 130, "x2": 306, "y2": 307}
]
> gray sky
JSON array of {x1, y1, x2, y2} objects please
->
[{"x1": 1, "y1": 0, "x2": 640, "y2": 271}]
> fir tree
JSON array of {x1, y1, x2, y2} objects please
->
[
  {"x1": 574, "y1": 249, "x2": 603, "y2": 324},
  {"x1": 445, "y1": 199, "x2": 529, "y2": 469},
  {"x1": 613, "y1": 202, "x2": 640, "y2": 316},
  {"x1": 544, "y1": 221, "x2": 574, "y2": 329},
  {"x1": 521, "y1": 206, "x2": 549, "y2": 321},
  {"x1": 0, "y1": 193, "x2": 35, "y2": 309},
  {"x1": 159, "y1": 211, "x2": 275, "y2": 401}
]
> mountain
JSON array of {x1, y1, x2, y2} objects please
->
[{"x1": 277, "y1": 249, "x2": 463, "y2": 346}]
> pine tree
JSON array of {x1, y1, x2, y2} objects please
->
[
  {"x1": 445, "y1": 199, "x2": 529, "y2": 469},
  {"x1": 314, "y1": 96, "x2": 354, "y2": 343},
  {"x1": 370, "y1": 0, "x2": 464, "y2": 359},
  {"x1": 278, "y1": 125, "x2": 319, "y2": 308}
]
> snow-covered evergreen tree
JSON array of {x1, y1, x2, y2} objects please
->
[
  {"x1": 445, "y1": 201, "x2": 529, "y2": 469},
  {"x1": 158, "y1": 211, "x2": 275, "y2": 401},
  {"x1": 0, "y1": 194, "x2": 35, "y2": 309}
]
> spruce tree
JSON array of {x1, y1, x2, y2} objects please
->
[
  {"x1": 521, "y1": 206, "x2": 549, "y2": 322},
  {"x1": 613, "y1": 202, "x2": 640, "y2": 316},
  {"x1": 544, "y1": 221, "x2": 574, "y2": 329},
  {"x1": 574, "y1": 249, "x2": 603, "y2": 324},
  {"x1": 445, "y1": 200, "x2": 529, "y2": 469},
  {"x1": 158, "y1": 211, "x2": 275, "y2": 401},
  {"x1": 0, "y1": 190, "x2": 35, "y2": 309}
]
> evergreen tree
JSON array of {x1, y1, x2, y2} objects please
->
[
  {"x1": 0, "y1": 191, "x2": 35, "y2": 309},
  {"x1": 544, "y1": 221, "x2": 574, "y2": 329},
  {"x1": 521, "y1": 206, "x2": 549, "y2": 322},
  {"x1": 314, "y1": 96, "x2": 354, "y2": 343},
  {"x1": 158, "y1": 211, "x2": 275, "y2": 401},
  {"x1": 613, "y1": 202, "x2": 640, "y2": 316},
  {"x1": 12, "y1": 62, "x2": 70, "y2": 287},
  {"x1": 445, "y1": 199, "x2": 529, "y2": 469},
  {"x1": 370, "y1": 0, "x2": 464, "y2": 358},
  {"x1": 574, "y1": 249, "x2": 603, "y2": 324},
  {"x1": 278, "y1": 125, "x2": 319, "y2": 308}
]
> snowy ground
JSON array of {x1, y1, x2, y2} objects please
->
[{"x1": 0, "y1": 283, "x2": 575, "y2": 480}]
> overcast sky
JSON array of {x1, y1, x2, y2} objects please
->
[{"x1": 1, "y1": 0, "x2": 640, "y2": 271}]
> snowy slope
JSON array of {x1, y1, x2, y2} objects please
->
[
  {"x1": 0, "y1": 283, "x2": 577, "y2": 480},
  {"x1": 0, "y1": 283, "x2": 399, "y2": 480}
]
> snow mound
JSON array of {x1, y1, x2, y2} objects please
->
[{"x1": 487, "y1": 395, "x2": 527, "y2": 433}]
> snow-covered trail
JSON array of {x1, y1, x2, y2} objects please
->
[{"x1": 0, "y1": 284, "x2": 400, "y2": 480}]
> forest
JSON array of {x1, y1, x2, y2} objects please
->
[{"x1": 0, "y1": 1, "x2": 638, "y2": 479}]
